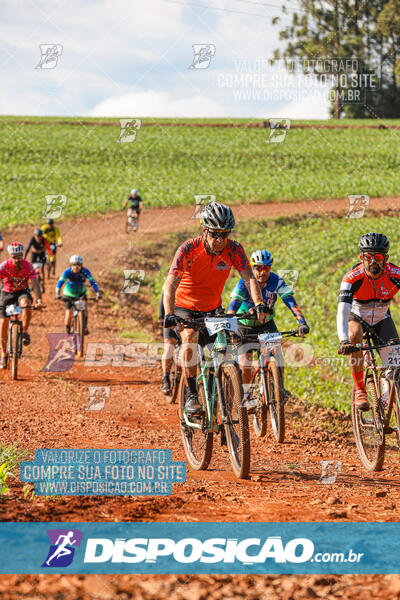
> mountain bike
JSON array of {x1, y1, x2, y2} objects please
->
[
  {"x1": 177, "y1": 311, "x2": 253, "y2": 479},
  {"x1": 61, "y1": 296, "x2": 98, "y2": 358},
  {"x1": 245, "y1": 329, "x2": 299, "y2": 442},
  {"x1": 4, "y1": 304, "x2": 43, "y2": 380},
  {"x1": 32, "y1": 260, "x2": 46, "y2": 294},
  {"x1": 126, "y1": 214, "x2": 139, "y2": 233},
  {"x1": 343, "y1": 331, "x2": 400, "y2": 471}
]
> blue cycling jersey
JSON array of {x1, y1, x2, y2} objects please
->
[
  {"x1": 228, "y1": 271, "x2": 305, "y2": 327},
  {"x1": 56, "y1": 266, "x2": 99, "y2": 298}
]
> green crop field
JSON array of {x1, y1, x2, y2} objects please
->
[
  {"x1": 1, "y1": 117, "x2": 400, "y2": 229},
  {"x1": 150, "y1": 213, "x2": 400, "y2": 413}
]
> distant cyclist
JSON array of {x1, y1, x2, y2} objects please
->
[
  {"x1": 228, "y1": 249, "x2": 309, "y2": 412},
  {"x1": 42, "y1": 218, "x2": 62, "y2": 256},
  {"x1": 24, "y1": 228, "x2": 53, "y2": 293},
  {"x1": 123, "y1": 189, "x2": 142, "y2": 229},
  {"x1": 56, "y1": 255, "x2": 102, "y2": 335},
  {"x1": 163, "y1": 201, "x2": 266, "y2": 415},
  {"x1": 0, "y1": 234, "x2": 3, "y2": 254},
  {"x1": 337, "y1": 232, "x2": 400, "y2": 411},
  {"x1": 0, "y1": 242, "x2": 43, "y2": 366}
]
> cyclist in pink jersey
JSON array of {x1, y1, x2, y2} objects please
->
[{"x1": 0, "y1": 242, "x2": 43, "y2": 367}]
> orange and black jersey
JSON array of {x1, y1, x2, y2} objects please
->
[
  {"x1": 337, "y1": 262, "x2": 400, "y2": 340},
  {"x1": 169, "y1": 235, "x2": 250, "y2": 312}
]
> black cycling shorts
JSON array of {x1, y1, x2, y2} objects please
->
[
  {"x1": 30, "y1": 252, "x2": 46, "y2": 265},
  {"x1": 349, "y1": 312, "x2": 398, "y2": 346},
  {"x1": 163, "y1": 326, "x2": 181, "y2": 342},
  {"x1": 174, "y1": 306, "x2": 222, "y2": 348},
  {"x1": 63, "y1": 293, "x2": 87, "y2": 310},
  {"x1": 0, "y1": 289, "x2": 33, "y2": 318}
]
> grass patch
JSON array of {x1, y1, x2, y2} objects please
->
[{"x1": 1, "y1": 117, "x2": 400, "y2": 228}]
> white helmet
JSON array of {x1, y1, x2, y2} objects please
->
[
  {"x1": 70, "y1": 255, "x2": 83, "y2": 265},
  {"x1": 131, "y1": 189, "x2": 138, "y2": 196}
]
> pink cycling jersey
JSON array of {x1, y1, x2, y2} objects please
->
[{"x1": 0, "y1": 258, "x2": 36, "y2": 293}]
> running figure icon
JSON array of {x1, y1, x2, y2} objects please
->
[
  {"x1": 41, "y1": 528, "x2": 82, "y2": 568},
  {"x1": 46, "y1": 531, "x2": 77, "y2": 566}
]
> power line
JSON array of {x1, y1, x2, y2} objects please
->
[{"x1": 162, "y1": 0, "x2": 289, "y2": 18}]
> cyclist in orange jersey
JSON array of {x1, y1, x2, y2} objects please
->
[{"x1": 163, "y1": 201, "x2": 267, "y2": 415}]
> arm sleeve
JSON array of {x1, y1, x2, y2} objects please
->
[
  {"x1": 228, "y1": 279, "x2": 249, "y2": 312},
  {"x1": 337, "y1": 278, "x2": 354, "y2": 341},
  {"x1": 55, "y1": 226, "x2": 62, "y2": 243},
  {"x1": 84, "y1": 268, "x2": 99, "y2": 293},
  {"x1": 169, "y1": 241, "x2": 192, "y2": 277},
  {"x1": 56, "y1": 269, "x2": 68, "y2": 291},
  {"x1": 281, "y1": 294, "x2": 307, "y2": 325}
]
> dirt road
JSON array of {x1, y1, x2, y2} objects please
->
[{"x1": 1, "y1": 198, "x2": 400, "y2": 598}]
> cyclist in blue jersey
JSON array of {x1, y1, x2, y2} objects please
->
[
  {"x1": 228, "y1": 249, "x2": 309, "y2": 412},
  {"x1": 56, "y1": 255, "x2": 102, "y2": 334}
]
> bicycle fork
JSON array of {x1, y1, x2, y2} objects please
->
[{"x1": 8, "y1": 320, "x2": 22, "y2": 357}]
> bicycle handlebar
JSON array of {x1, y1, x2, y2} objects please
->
[
  {"x1": 338, "y1": 338, "x2": 400, "y2": 355},
  {"x1": 177, "y1": 311, "x2": 255, "y2": 328}
]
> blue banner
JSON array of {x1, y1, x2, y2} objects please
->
[{"x1": 0, "y1": 522, "x2": 400, "y2": 574}]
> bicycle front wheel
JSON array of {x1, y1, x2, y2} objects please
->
[
  {"x1": 178, "y1": 377, "x2": 213, "y2": 470},
  {"x1": 267, "y1": 357, "x2": 285, "y2": 443},
  {"x1": 11, "y1": 324, "x2": 19, "y2": 380},
  {"x1": 249, "y1": 367, "x2": 268, "y2": 438},
  {"x1": 352, "y1": 378, "x2": 385, "y2": 471},
  {"x1": 221, "y1": 363, "x2": 250, "y2": 479}
]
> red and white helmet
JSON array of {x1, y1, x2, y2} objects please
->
[{"x1": 8, "y1": 241, "x2": 24, "y2": 256}]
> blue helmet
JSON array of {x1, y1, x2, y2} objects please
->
[{"x1": 250, "y1": 250, "x2": 273, "y2": 266}]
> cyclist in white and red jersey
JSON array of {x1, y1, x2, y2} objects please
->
[
  {"x1": 337, "y1": 232, "x2": 400, "y2": 410},
  {"x1": 0, "y1": 242, "x2": 43, "y2": 367}
]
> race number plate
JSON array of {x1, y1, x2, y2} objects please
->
[
  {"x1": 259, "y1": 332, "x2": 282, "y2": 348},
  {"x1": 74, "y1": 300, "x2": 85, "y2": 311},
  {"x1": 32, "y1": 263, "x2": 43, "y2": 270},
  {"x1": 5, "y1": 304, "x2": 22, "y2": 316},
  {"x1": 387, "y1": 345, "x2": 400, "y2": 367},
  {"x1": 205, "y1": 317, "x2": 238, "y2": 336}
]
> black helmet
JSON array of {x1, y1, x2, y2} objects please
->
[
  {"x1": 201, "y1": 201, "x2": 235, "y2": 231},
  {"x1": 47, "y1": 218, "x2": 54, "y2": 226},
  {"x1": 359, "y1": 232, "x2": 389, "y2": 253},
  {"x1": 34, "y1": 227, "x2": 43, "y2": 237}
]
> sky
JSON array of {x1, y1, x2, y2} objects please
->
[{"x1": 0, "y1": 0, "x2": 331, "y2": 118}]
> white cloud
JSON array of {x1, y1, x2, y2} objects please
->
[{"x1": 88, "y1": 90, "x2": 227, "y2": 118}]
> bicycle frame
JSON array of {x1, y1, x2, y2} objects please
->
[
  {"x1": 357, "y1": 329, "x2": 400, "y2": 434},
  {"x1": 183, "y1": 328, "x2": 229, "y2": 432}
]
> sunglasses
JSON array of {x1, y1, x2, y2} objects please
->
[
  {"x1": 363, "y1": 253, "x2": 385, "y2": 261},
  {"x1": 254, "y1": 266, "x2": 270, "y2": 272},
  {"x1": 207, "y1": 230, "x2": 229, "y2": 240}
]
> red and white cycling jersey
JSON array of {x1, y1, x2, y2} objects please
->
[
  {"x1": 0, "y1": 258, "x2": 36, "y2": 293},
  {"x1": 337, "y1": 261, "x2": 400, "y2": 341}
]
